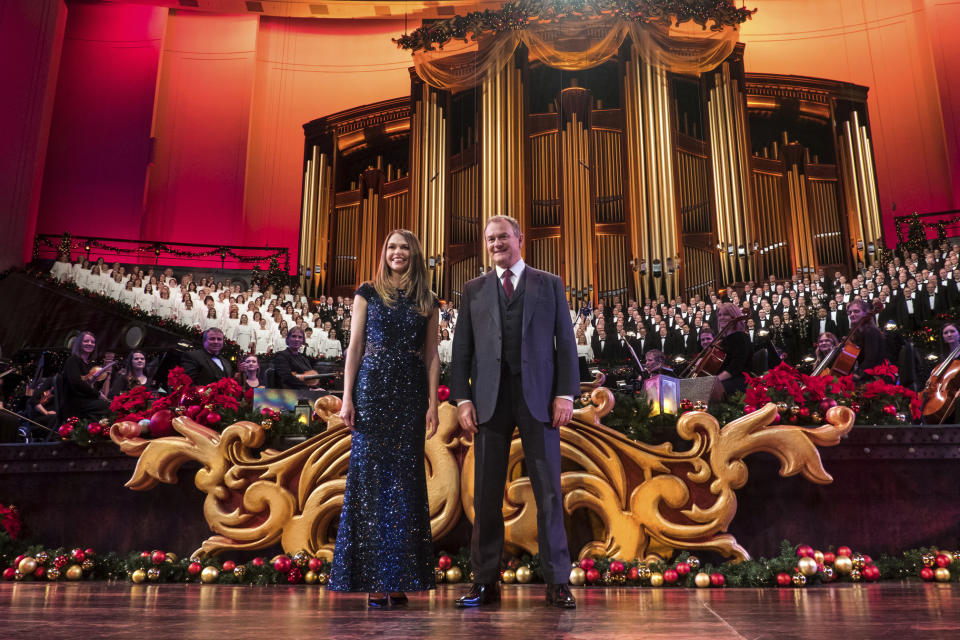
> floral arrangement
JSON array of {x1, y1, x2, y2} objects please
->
[
  {"x1": 394, "y1": 0, "x2": 756, "y2": 51},
  {"x1": 1, "y1": 504, "x2": 21, "y2": 541}
]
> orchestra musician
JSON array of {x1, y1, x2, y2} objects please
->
[
  {"x1": 61, "y1": 331, "x2": 112, "y2": 420},
  {"x1": 272, "y1": 326, "x2": 317, "y2": 390},
  {"x1": 844, "y1": 299, "x2": 890, "y2": 381},
  {"x1": 180, "y1": 328, "x2": 233, "y2": 385},
  {"x1": 812, "y1": 332, "x2": 840, "y2": 371},
  {"x1": 920, "y1": 323, "x2": 960, "y2": 424},
  {"x1": 713, "y1": 303, "x2": 752, "y2": 398}
]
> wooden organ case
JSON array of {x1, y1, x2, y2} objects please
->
[{"x1": 300, "y1": 43, "x2": 883, "y2": 304}]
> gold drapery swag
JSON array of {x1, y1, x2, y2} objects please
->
[{"x1": 412, "y1": 18, "x2": 738, "y2": 91}]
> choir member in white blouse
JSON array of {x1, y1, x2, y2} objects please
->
[
  {"x1": 156, "y1": 287, "x2": 176, "y2": 318},
  {"x1": 203, "y1": 307, "x2": 221, "y2": 331},
  {"x1": 321, "y1": 328, "x2": 343, "y2": 359},
  {"x1": 137, "y1": 283, "x2": 156, "y2": 313},
  {"x1": 50, "y1": 254, "x2": 73, "y2": 281},
  {"x1": 233, "y1": 314, "x2": 255, "y2": 352},
  {"x1": 576, "y1": 332, "x2": 594, "y2": 361},
  {"x1": 438, "y1": 328, "x2": 453, "y2": 364},
  {"x1": 75, "y1": 260, "x2": 92, "y2": 289},
  {"x1": 180, "y1": 298, "x2": 200, "y2": 328},
  {"x1": 254, "y1": 318, "x2": 273, "y2": 354},
  {"x1": 273, "y1": 326, "x2": 289, "y2": 354},
  {"x1": 120, "y1": 280, "x2": 139, "y2": 307}
]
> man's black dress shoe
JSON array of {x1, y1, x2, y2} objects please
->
[
  {"x1": 545, "y1": 583, "x2": 576, "y2": 609},
  {"x1": 455, "y1": 583, "x2": 501, "y2": 608},
  {"x1": 389, "y1": 592, "x2": 408, "y2": 606}
]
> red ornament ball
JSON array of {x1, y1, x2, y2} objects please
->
[
  {"x1": 675, "y1": 562, "x2": 690, "y2": 576},
  {"x1": 823, "y1": 552, "x2": 836, "y2": 564},
  {"x1": 438, "y1": 555, "x2": 452, "y2": 570},
  {"x1": 140, "y1": 551, "x2": 151, "y2": 559},
  {"x1": 252, "y1": 557, "x2": 264, "y2": 567},
  {"x1": 609, "y1": 560, "x2": 625, "y2": 574},
  {"x1": 936, "y1": 554, "x2": 952, "y2": 568},
  {"x1": 710, "y1": 573, "x2": 725, "y2": 587},
  {"x1": 863, "y1": 565, "x2": 880, "y2": 581},
  {"x1": 863, "y1": 554, "x2": 872, "y2": 564},
  {"x1": 796, "y1": 545, "x2": 815, "y2": 558},
  {"x1": 34, "y1": 567, "x2": 45, "y2": 579},
  {"x1": 287, "y1": 567, "x2": 302, "y2": 584},
  {"x1": 663, "y1": 569, "x2": 679, "y2": 584},
  {"x1": 837, "y1": 546, "x2": 852, "y2": 557},
  {"x1": 743, "y1": 405, "x2": 755, "y2": 414},
  {"x1": 14, "y1": 555, "x2": 25, "y2": 567},
  {"x1": 151, "y1": 551, "x2": 166, "y2": 565},
  {"x1": 54, "y1": 555, "x2": 68, "y2": 569},
  {"x1": 799, "y1": 406, "x2": 810, "y2": 418},
  {"x1": 883, "y1": 404, "x2": 897, "y2": 415},
  {"x1": 85, "y1": 548, "x2": 95, "y2": 557},
  {"x1": 437, "y1": 385, "x2": 450, "y2": 402},
  {"x1": 274, "y1": 556, "x2": 292, "y2": 573},
  {"x1": 188, "y1": 562, "x2": 203, "y2": 576},
  {"x1": 626, "y1": 567, "x2": 640, "y2": 581},
  {"x1": 580, "y1": 557, "x2": 595, "y2": 571},
  {"x1": 308, "y1": 557, "x2": 323, "y2": 572},
  {"x1": 920, "y1": 567, "x2": 935, "y2": 581},
  {"x1": 71, "y1": 549, "x2": 86, "y2": 563},
  {"x1": 3, "y1": 567, "x2": 16, "y2": 581},
  {"x1": 222, "y1": 561, "x2": 236, "y2": 572},
  {"x1": 206, "y1": 413, "x2": 221, "y2": 425},
  {"x1": 585, "y1": 568, "x2": 600, "y2": 583},
  {"x1": 776, "y1": 572, "x2": 792, "y2": 587}
]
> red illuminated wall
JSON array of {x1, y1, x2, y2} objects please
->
[
  {"x1": 13, "y1": 0, "x2": 959, "y2": 270},
  {"x1": 36, "y1": 1, "x2": 165, "y2": 240}
]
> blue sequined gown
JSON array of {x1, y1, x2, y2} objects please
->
[{"x1": 329, "y1": 283, "x2": 436, "y2": 592}]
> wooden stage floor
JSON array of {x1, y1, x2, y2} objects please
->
[{"x1": 2, "y1": 582, "x2": 958, "y2": 639}]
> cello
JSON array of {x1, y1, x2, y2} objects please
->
[
  {"x1": 920, "y1": 341, "x2": 960, "y2": 424},
  {"x1": 680, "y1": 316, "x2": 738, "y2": 378}
]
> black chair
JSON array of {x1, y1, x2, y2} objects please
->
[{"x1": 264, "y1": 367, "x2": 278, "y2": 389}]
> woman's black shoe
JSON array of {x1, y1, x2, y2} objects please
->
[
  {"x1": 368, "y1": 593, "x2": 389, "y2": 608},
  {"x1": 389, "y1": 592, "x2": 408, "y2": 606}
]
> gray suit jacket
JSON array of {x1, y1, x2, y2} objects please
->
[{"x1": 450, "y1": 267, "x2": 579, "y2": 424}]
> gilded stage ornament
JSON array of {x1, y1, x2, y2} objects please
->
[{"x1": 111, "y1": 381, "x2": 853, "y2": 562}]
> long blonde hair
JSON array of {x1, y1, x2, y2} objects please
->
[{"x1": 372, "y1": 229, "x2": 434, "y2": 317}]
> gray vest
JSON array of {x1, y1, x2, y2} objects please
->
[{"x1": 498, "y1": 273, "x2": 525, "y2": 375}]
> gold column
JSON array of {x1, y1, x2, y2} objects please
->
[
  {"x1": 481, "y1": 55, "x2": 525, "y2": 267},
  {"x1": 707, "y1": 61, "x2": 755, "y2": 286},
  {"x1": 624, "y1": 49, "x2": 679, "y2": 300},
  {"x1": 299, "y1": 146, "x2": 332, "y2": 296},
  {"x1": 839, "y1": 111, "x2": 882, "y2": 265},
  {"x1": 560, "y1": 108, "x2": 595, "y2": 303},
  {"x1": 410, "y1": 83, "x2": 448, "y2": 293}
]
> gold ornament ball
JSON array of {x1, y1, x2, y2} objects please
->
[
  {"x1": 821, "y1": 566, "x2": 835, "y2": 582},
  {"x1": 650, "y1": 572, "x2": 664, "y2": 587},
  {"x1": 502, "y1": 569, "x2": 517, "y2": 584},
  {"x1": 789, "y1": 405, "x2": 800, "y2": 415},
  {"x1": 849, "y1": 569, "x2": 862, "y2": 582},
  {"x1": 166, "y1": 553, "x2": 178, "y2": 564},
  {"x1": 304, "y1": 571, "x2": 318, "y2": 585},
  {"x1": 65, "y1": 564, "x2": 83, "y2": 581},
  {"x1": 13, "y1": 570, "x2": 23, "y2": 581},
  {"x1": 36, "y1": 551, "x2": 49, "y2": 565},
  {"x1": 834, "y1": 555, "x2": 853, "y2": 574},
  {"x1": 922, "y1": 552, "x2": 936, "y2": 568},
  {"x1": 469, "y1": 571, "x2": 476, "y2": 582},
  {"x1": 292, "y1": 552, "x2": 309, "y2": 568},
  {"x1": 792, "y1": 574, "x2": 807, "y2": 587},
  {"x1": 568, "y1": 568, "x2": 585, "y2": 586},
  {"x1": 638, "y1": 565, "x2": 652, "y2": 581},
  {"x1": 81, "y1": 558, "x2": 95, "y2": 572},
  {"x1": 17, "y1": 557, "x2": 38, "y2": 575},
  {"x1": 147, "y1": 567, "x2": 161, "y2": 581},
  {"x1": 200, "y1": 566, "x2": 220, "y2": 584},
  {"x1": 579, "y1": 392, "x2": 592, "y2": 405},
  {"x1": 935, "y1": 567, "x2": 951, "y2": 583},
  {"x1": 694, "y1": 572, "x2": 711, "y2": 588},
  {"x1": 317, "y1": 572, "x2": 330, "y2": 586},
  {"x1": 261, "y1": 419, "x2": 274, "y2": 430},
  {"x1": 434, "y1": 568, "x2": 445, "y2": 583},
  {"x1": 687, "y1": 556, "x2": 701, "y2": 571},
  {"x1": 851, "y1": 554, "x2": 866, "y2": 570},
  {"x1": 797, "y1": 557, "x2": 818, "y2": 577},
  {"x1": 46, "y1": 568, "x2": 60, "y2": 581},
  {"x1": 811, "y1": 412, "x2": 822, "y2": 422},
  {"x1": 130, "y1": 569, "x2": 147, "y2": 584},
  {"x1": 233, "y1": 565, "x2": 247, "y2": 579},
  {"x1": 776, "y1": 402, "x2": 789, "y2": 412},
  {"x1": 693, "y1": 400, "x2": 707, "y2": 411},
  {"x1": 515, "y1": 565, "x2": 533, "y2": 584},
  {"x1": 813, "y1": 551, "x2": 824, "y2": 564},
  {"x1": 445, "y1": 566, "x2": 463, "y2": 584}
]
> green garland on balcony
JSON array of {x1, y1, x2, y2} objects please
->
[{"x1": 394, "y1": 0, "x2": 756, "y2": 51}]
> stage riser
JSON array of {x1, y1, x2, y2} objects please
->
[{"x1": 3, "y1": 431, "x2": 958, "y2": 558}]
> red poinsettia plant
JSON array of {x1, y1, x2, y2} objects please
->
[
  {"x1": 856, "y1": 362, "x2": 922, "y2": 424},
  {"x1": 0, "y1": 504, "x2": 21, "y2": 541},
  {"x1": 742, "y1": 363, "x2": 855, "y2": 425}
]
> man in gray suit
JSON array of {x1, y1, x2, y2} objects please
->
[{"x1": 450, "y1": 215, "x2": 579, "y2": 609}]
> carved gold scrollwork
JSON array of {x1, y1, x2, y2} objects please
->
[{"x1": 111, "y1": 390, "x2": 853, "y2": 562}]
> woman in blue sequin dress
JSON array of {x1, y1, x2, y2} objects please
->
[{"x1": 329, "y1": 229, "x2": 440, "y2": 606}]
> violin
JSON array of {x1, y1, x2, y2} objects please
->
[
  {"x1": 920, "y1": 342, "x2": 960, "y2": 424},
  {"x1": 292, "y1": 370, "x2": 336, "y2": 388},
  {"x1": 828, "y1": 300, "x2": 882, "y2": 377},
  {"x1": 82, "y1": 354, "x2": 117, "y2": 385}
]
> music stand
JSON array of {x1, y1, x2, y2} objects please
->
[{"x1": 643, "y1": 375, "x2": 716, "y2": 416}]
